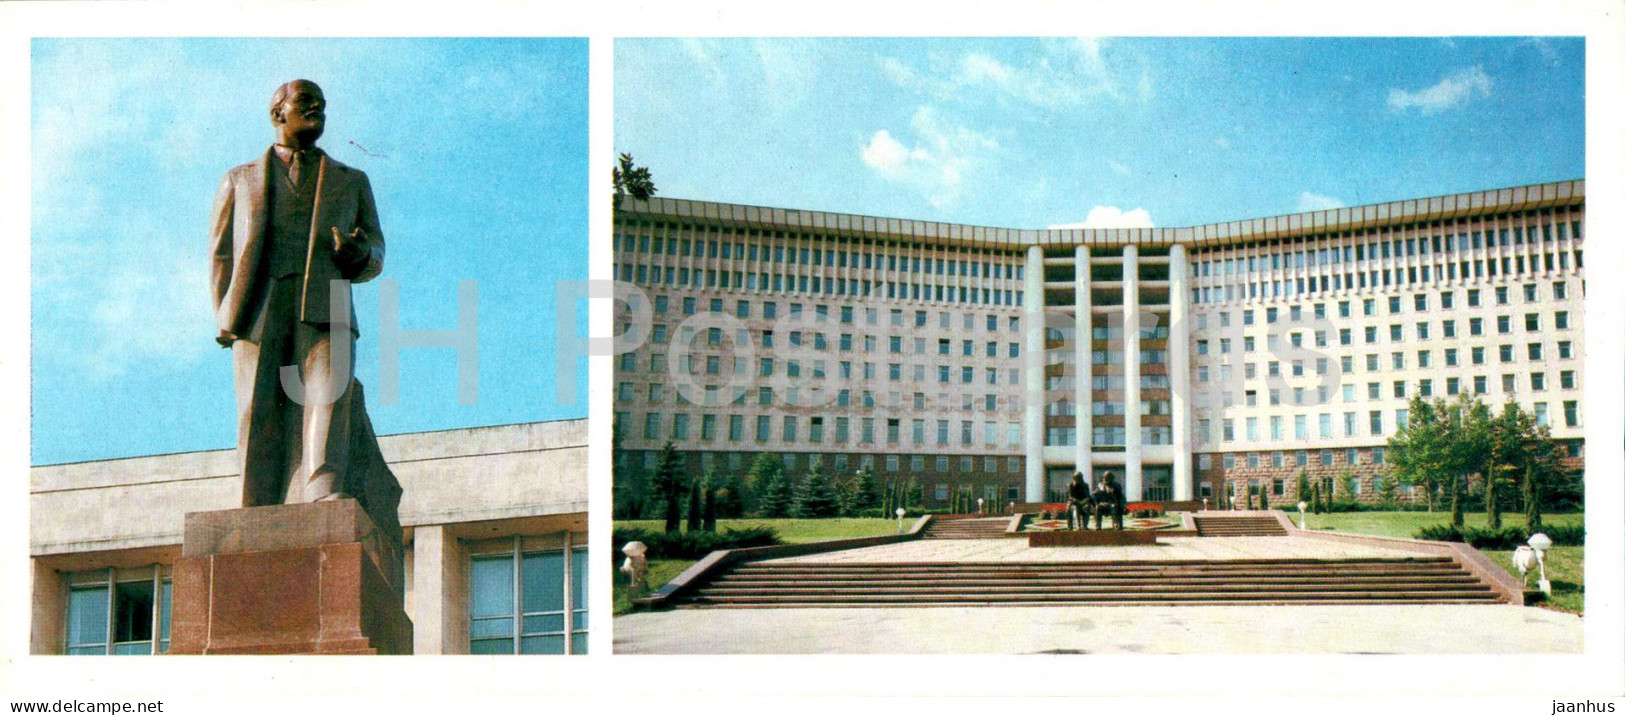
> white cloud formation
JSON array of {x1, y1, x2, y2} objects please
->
[
  {"x1": 1107, "y1": 159, "x2": 1132, "y2": 176},
  {"x1": 681, "y1": 38, "x2": 727, "y2": 85},
  {"x1": 1049, "y1": 206, "x2": 1155, "y2": 230},
  {"x1": 1525, "y1": 38, "x2": 1560, "y2": 67},
  {"x1": 878, "y1": 37, "x2": 1144, "y2": 111},
  {"x1": 1387, "y1": 66, "x2": 1492, "y2": 114},
  {"x1": 860, "y1": 107, "x2": 997, "y2": 209},
  {"x1": 1296, "y1": 191, "x2": 1346, "y2": 212}
]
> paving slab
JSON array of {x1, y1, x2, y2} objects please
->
[
  {"x1": 614, "y1": 604, "x2": 1582, "y2": 654},
  {"x1": 764, "y1": 535, "x2": 1420, "y2": 564}
]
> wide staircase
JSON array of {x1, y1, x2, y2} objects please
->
[
  {"x1": 1195, "y1": 513, "x2": 1289, "y2": 537},
  {"x1": 921, "y1": 516, "x2": 1010, "y2": 540},
  {"x1": 677, "y1": 557, "x2": 1507, "y2": 608}
]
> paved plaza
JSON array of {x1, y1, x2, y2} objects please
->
[{"x1": 614, "y1": 603, "x2": 1583, "y2": 654}]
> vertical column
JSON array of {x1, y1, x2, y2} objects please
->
[
  {"x1": 1170, "y1": 243, "x2": 1193, "y2": 500},
  {"x1": 1073, "y1": 245, "x2": 1092, "y2": 484},
  {"x1": 1123, "y1": 244, "x2": 1143, "y2": 500},
  {"x1": 29, "y1": 560, "x2": 63, "y2": 654},
  {"x1": 1023, "y1": 244, "x2": 1045, "y2": 502},
  {"x1": 411, "y1": 525, "x2": 468, "y2": 654}
]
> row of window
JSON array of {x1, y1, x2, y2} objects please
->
[
  {"x1": 1193, "y1": 213, "x2": 1581, "y2": 279},
  {"x1": 1198, "y1": 320, "x2": 1574, "y2": 361},
  {"x1": 1199, "y1": 370, "x2": 1580, "y2": 413},
  {"x1": 1217, "y1": 475, "x2": 1402, "y2": 498},
  {"x1": 625, "y1": 412, "x2": 1024, "y2": 448},
  {"x1": 1199, "y1": 400, "x2": 1580, "y2": 444},
  {"x1": 621, "y1": 448, "x2": 1025, "y2": 477},
  {"x1": 1200, "y1": 355, "x2": 1577, "y2": 385},
  {"x1": 1200, "y1": 283, "x2": 1574, "y2": 330},
  {"x1": 618, "y1": 263, "x2": 1023, "y2": 306},
  {"x1": 1193, "y1": 249, "x2": 1581, "y2": 304},
  {"x1": 1046, "y1": 425, "x2": 1174, "y2": 447},
  {"x1": 616, "y1": 352, "x2": 1025, "y2": 388},
  {"x1": 613, "y1": 227, "x2": 1024, "y2": 280},
  {"x1": 629, "y1": 295, "x2": 1023, "y2": 333},
  {"x1": 1204, "y1": 447, "x2": 1388, "y2": 471}
]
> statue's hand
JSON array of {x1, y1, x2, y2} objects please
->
[{"x1": 331, "y1": 226, "x2": 369, "y2": 263}]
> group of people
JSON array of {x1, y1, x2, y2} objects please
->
[{"x1": 1066, "y1": 470, "x2": 1128, "y2": 531}]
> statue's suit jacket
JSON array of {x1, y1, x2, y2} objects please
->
[{"x1": 210, "y1": 147, "x2": 384, "y2": 341}]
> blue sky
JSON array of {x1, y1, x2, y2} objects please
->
[
  {"x1": 31, "y1": 38, "x2": 588, "y2": 465},
  {"x1": 615, "y1": 37, "x2": 1583, "y2": 229}
]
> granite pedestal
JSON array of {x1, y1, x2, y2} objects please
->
[{"x1": 168, "y1": 499, "x2": 412, "y2": 655}]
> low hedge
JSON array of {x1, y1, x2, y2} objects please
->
[
  {"x1": 611, "y1": 526, "x2": 783, "y2": 560},
  {"x1": 1412, "y1": 523, "x2": 1584, "y2": 549}
]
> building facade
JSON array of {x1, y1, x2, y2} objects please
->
[
  {"x1": 29, "y1": 419, "x2": 588, "y2": 655},
  {"x1": 611, "y1": 181, "x2": 1585, "y2": 507}
]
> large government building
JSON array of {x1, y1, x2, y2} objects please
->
[
  {"x1": 612, "y1": 181, "x2": 1585, "y2": 507},
  {"x1": 30, "y1": 419, "x2": 588, "y2": 655}
]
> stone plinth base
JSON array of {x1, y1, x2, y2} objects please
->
[
  {"x1": 169, "y1": 499, "x2": 412, "y2": 655},
  {"x1": 1028, "y1": 531, "x2": 1159, "y2": 547}
]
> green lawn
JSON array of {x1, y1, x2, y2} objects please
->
[
  {"x1": 1489, "y1": 546, "x2": 1584, "y2": 614},
  {"x1": 612, "y1": 518, "x2": 902, "y2": 615},
  {"x1": 1298, "y1": 511, "x2": 1583, "y2": 538},
  {"x1": 1299, "y1": 510, "x2": 1585, "y2": 615},
  {"x1": 613, "y1": 558, "x2": 694, "y2": 616}
]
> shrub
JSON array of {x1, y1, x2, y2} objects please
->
[
  {"x1": 611, "y1": 525, "x2": 783, "y2": 560},
  {"x1": 1412, "y1": 523, "x2": 1584, "y2": 548}
]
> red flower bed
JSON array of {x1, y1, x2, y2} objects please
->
[{"x1": 1126, "y1": 502, "x2": 1164, "y2": 517}]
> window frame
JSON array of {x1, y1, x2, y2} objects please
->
[
  {"x1": 63, "y1": 565, "x2": 170, "y2": 656},
  {"x1": 467, "y1": 534, "x2": 588, "y2": 655}
]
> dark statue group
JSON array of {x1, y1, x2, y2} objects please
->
[{"x1": 1067, "y1": 471, "x2": 1128, "y2": 531}]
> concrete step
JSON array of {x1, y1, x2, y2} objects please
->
[
  {"x1": 674, "y1": 554, "x2": 1505, "y2": 609},
  {"x1": 692, "y1": 581, "x2": 1488, "y2": 591},
  {"x1": 711, "y1": 572, "x2": 1488, "y2": 585},
  {"x1": 686, "y1": 591, "x2": 1504, "y2": 606},
  {"x1": 736, "y1": 557, "x2": 1457, "y2": 571},
  {"x1": 679, "y1": 597, "x2": 1505, "y2": 609}
]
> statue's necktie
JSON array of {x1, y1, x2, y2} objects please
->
[{"x1": 289, "y1": 151, "x2": 309, "y2": 188}]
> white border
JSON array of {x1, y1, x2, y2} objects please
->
[{"x1": 1, "y1": 0, "x2": 1621, "y2": 704}]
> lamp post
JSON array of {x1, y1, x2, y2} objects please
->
[
  {"x1": 977, "y1": 497, "x2": 985, "y2": 515},
  {"x1": 895, "y1": 507, "x2": 907, "y2": 535},
  {"x1": 1296, "y1": 501, "x2": 1307, "y2": 530},
  {"x1": 1201, "y1": 497, "x2": 1208, "y2": 512},
  {"x1": 1528, "y1": 532, "x2": 1553, "y2": 596}
]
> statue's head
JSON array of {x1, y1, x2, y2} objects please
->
[
  {"x1": 1072, "y1": 472, "x2": 1084, "y2": 484},
  {"x1": 270, "y1": 79, "x2": 326, "y2": 146},
  {"x1": 1103, "y1": 471, "x2": 1117, "y2": 486}
]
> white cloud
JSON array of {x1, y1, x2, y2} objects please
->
[
  {"x1": 681, "y1": 38, "x2": 727, "y2": 85},
  {"x1": 752, "y1": 38, "x2": 817, "y2": 115},
  {"x1": 880, "y1": 56, "x2": 918, "y2": 87},
  {"x1": 1525, "y1": 38, "x2": 1560, "y2": 67},
  {"x1": 1049, "y1": 206, "x2": 1155, "y2": 230},
  {"x1": 1387, "y1": 66, "x2": 1492, "y2": 114},
  {"x1": 878, "y1": 37, "x2": 1144, "y2": 111},
  {"x1": 1296, "y1": 191, "x2": 1346, "y2": 212},
  {"x1": 860, "y1": 107, "x2": 996, "y2": 210},
  {"x1": 1214, "y1": 136, "x2": 1231, "y2": 150},
  {"x1": 1107, "y1": 159, "x2": 1132, "y2": 176},
  {"x1": 33, "y1": 237, "x2": 216, "y2": 381}
]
